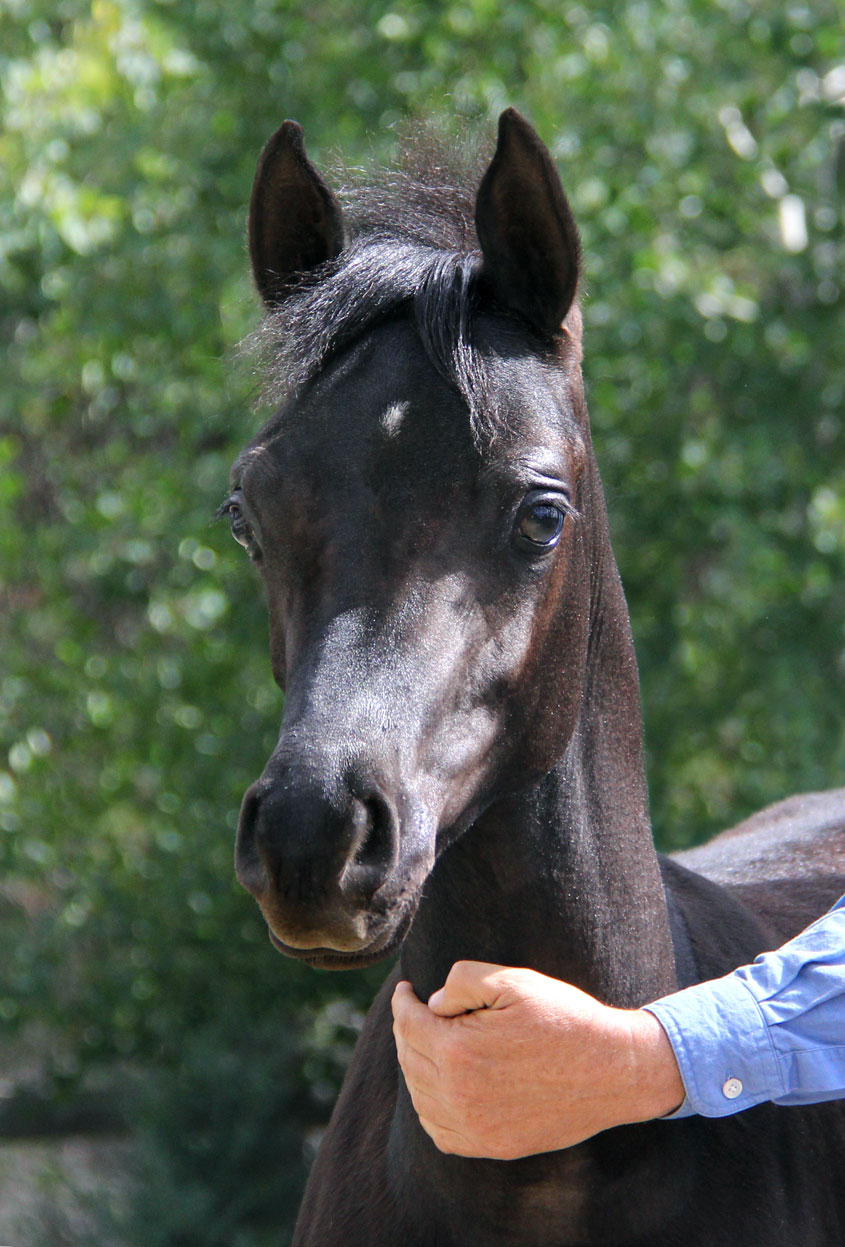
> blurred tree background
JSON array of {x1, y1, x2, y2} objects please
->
[{"x1": 0, "y1": 0, "x2": 842, "y2": 1241}]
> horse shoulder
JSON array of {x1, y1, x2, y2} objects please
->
[{"x1": 294, "y1": 964, "x2": 401, "y2": 1247}]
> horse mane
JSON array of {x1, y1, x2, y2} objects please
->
[{"x1": 243, "y1": 141, "x2": 549, "y2": 439}]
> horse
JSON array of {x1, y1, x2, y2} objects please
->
[{"x1": 226, "y1": 109, "x2": 845, "y2": 1245}]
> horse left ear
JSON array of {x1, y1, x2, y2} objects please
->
[
  {"x1": 475, "y1": 109, "x2": 581, "y2": 337},
  {"x1": 249, "y1": 120, "x2": 344, "y2": 307}
]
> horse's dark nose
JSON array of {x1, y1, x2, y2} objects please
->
[{"x1": 235, "y1": 770, "x2": 399, "y2": 950}]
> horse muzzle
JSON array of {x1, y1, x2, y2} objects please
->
[{"x1": 235, "y1": 765, "x2": 430, "y2": 962}]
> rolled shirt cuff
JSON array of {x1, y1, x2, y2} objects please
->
[{"x1": 643, "y1": 972, "x2": 784, "y2": 1118}]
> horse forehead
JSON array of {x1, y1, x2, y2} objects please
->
[
  {"x1": 242, "y1": 320, "x2": 584, "y2": 509},
  {"x1": 258, "y1": 322, "x2": 473, "y2": 476}
]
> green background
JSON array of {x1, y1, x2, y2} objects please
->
[{"x1": 1, "y1": 0, "x2": 843, "y2": 1241}]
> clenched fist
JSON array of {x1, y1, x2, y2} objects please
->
[{"x1": 391, "y1": 961, "x2": 684, "y2": 1159}]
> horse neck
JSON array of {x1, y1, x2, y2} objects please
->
[{"x1": 401, "y1": 487, "x2": 678, "y2": 1009}]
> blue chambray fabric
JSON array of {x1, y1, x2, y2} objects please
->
[{"x1": 644, "y1": 894, "x2": 845, "y2": 1118}]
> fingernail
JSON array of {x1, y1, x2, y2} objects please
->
[{"x1": 428, "y1": 988, "x2": 444, "y2": 1009}]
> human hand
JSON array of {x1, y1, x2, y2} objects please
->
[{"x1": 391, "y1": 961, "x2": 684, "y2": 1159}]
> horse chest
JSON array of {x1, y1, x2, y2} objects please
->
[
  {"x1": 388, "y1": 1142, "x2": 592, "y2": 1246},
  {"x1": 383, "y1": 1103, "x2": 845, "y2": 1247},
  {"x1": 386, "y1": 1101, "x2": 693, "y2": 1247}
]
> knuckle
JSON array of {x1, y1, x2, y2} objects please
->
[
  {"x1": 494, "y1": 966, "x2": 530, "y2": 997},
  {"x1": 446, "y1": 960, "x2": 471, "y2": 989}
]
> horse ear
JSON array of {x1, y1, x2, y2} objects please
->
[
  {"x1": 475, "y1": 109, "x2": 581, "y2": 337},
  {"x1": 249, "y1": 120, "x2": 344, "y2": 306}
]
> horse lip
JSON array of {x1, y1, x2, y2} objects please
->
[
  {"x1": 261, "y1": 905, "x2": 372, "y2": 952},
  {"x1": 268, "y1": 928, "x2": 367, "y2": 956},
  {"x1": 266, "y1": 923, "x2": 398, "y2": 969},
  {"x1": 265, "y1": 892, "x2": 421, "y2": 966},
  {"x1": 268, "y1": 928, "x2": 372, "y2": 961}
]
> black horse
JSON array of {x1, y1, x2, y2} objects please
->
[{"x1": 226, "y1": 110, "x2": 845, "y2": 1245}]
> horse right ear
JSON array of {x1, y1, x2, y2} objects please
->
[
  {"x1": 249, "y1": 121, "x2": 344, "y2": 307},
  {"x1": 475, "y1": 109, "x2": 581, "y2": 337}
]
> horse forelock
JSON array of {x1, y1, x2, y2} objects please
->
[{"x1": 242, "y1": 162, "x2": 568, "y2": 442}]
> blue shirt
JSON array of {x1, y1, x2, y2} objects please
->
[{"x1": 644, "y1": 894, "x2": 845, "y2": 1117}]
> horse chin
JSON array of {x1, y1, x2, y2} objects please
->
[{"x1": 265, "y1": 900, "x2": 419, "y2": 970}]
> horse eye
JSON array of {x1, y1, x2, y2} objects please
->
[
  {"x1": 516, "y1": 501, "x2": 565, "y2": 550},
  {"x1": 220, "y1": 493, "x2": 261, "y2": 557},
  {"x1": 229, "y1": 506, "x2": 254, "y2": 549}
]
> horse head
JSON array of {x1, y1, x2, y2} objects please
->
[{"x1": 230, "y1": 111, "x2": 606, "y2": 968}]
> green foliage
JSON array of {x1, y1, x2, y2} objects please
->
[
  {"x1": 0, "y1": 0, "x2": 843, "y2": 1240},
  {"x1": 110, "y1": 1006, "x2": 361, "y2": 1247}
]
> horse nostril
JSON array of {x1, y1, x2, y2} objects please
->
[
  {"x1": 237, "y1": 771, "x2": 400, "y2": 911},
  {"x1": 348, "y1": 793, "x2": 396, "y2": 883},
  {"x1": 235, "y1": 781, "x2": 272, "y2": 897}
]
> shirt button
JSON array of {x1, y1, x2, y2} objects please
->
[{"x1": 722, "y1": 1077, "x2": 743, "y2": 1100}]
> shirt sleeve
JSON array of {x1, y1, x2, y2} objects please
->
[{"x1": 643, "y1": 894, "x2": 845, "y2": 1118}]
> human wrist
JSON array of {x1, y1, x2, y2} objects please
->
[{"x1": 616, "y1": 1007, "x2": 686, "y2": 1123}]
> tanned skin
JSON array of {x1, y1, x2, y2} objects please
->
[{"x1": 392, "y1": 962, "x2": 685, "y2": 1160}]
